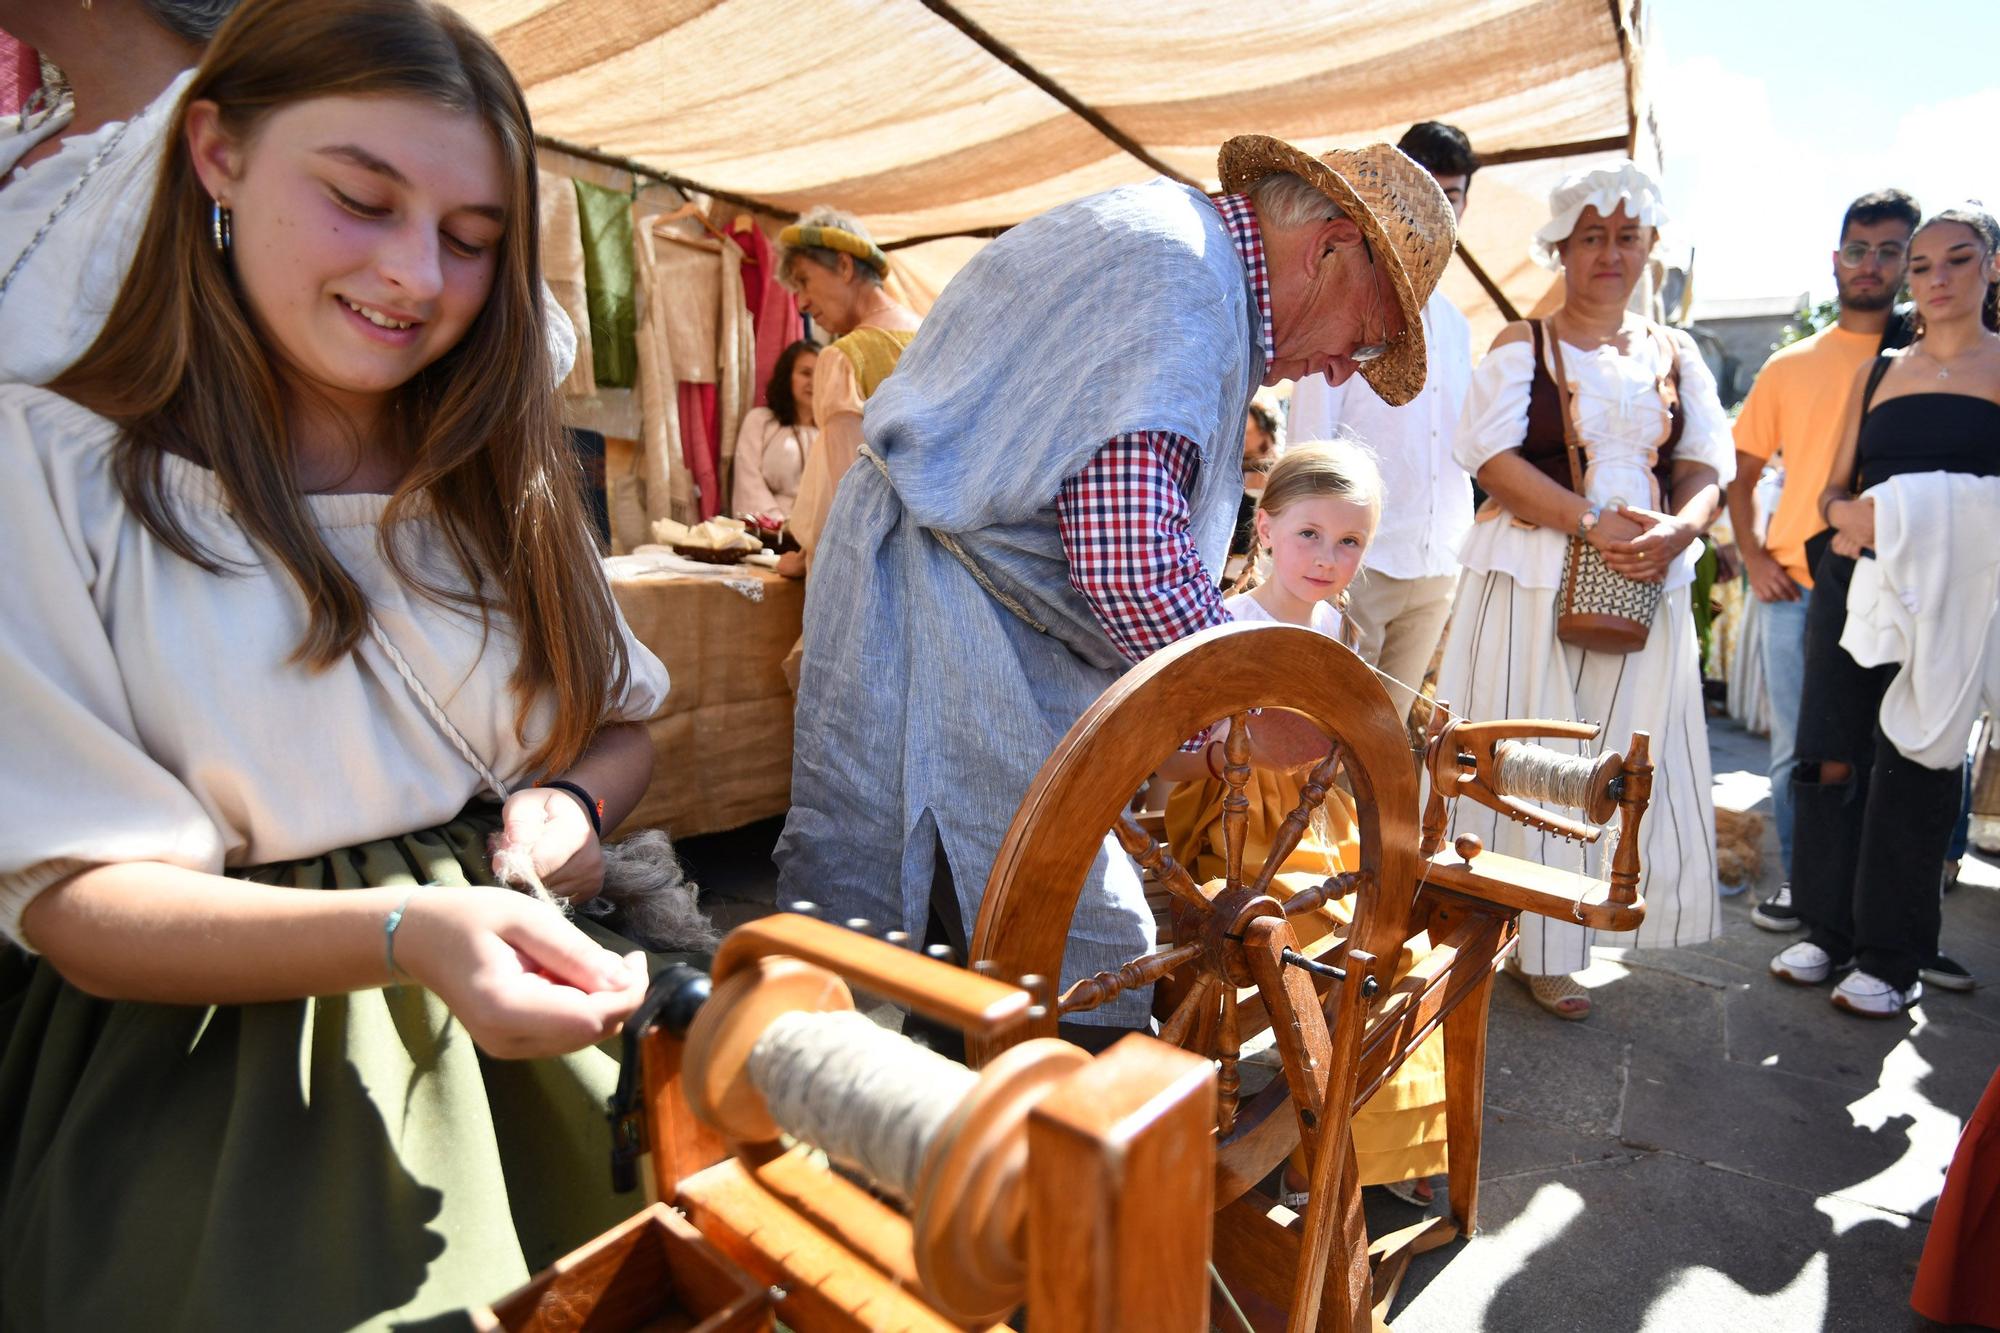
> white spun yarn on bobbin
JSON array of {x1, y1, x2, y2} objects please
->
[
  {"x1": 747, "y1": 1009, "x2": 977, "y2": 1198},
  {"x1": 1493, "y1": 740, "x2": 1604, "y2": 811}
]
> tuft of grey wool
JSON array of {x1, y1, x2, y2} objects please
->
[{"x1": 493, "y1": 828, "x2": 720, "y2": 953}]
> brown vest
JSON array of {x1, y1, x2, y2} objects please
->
[{"x1": 1521, "y1": 320, "x2": 1684, "y2": 502}]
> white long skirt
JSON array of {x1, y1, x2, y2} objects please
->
[{"x1": 1435, "y1": 571, "x2": 1720, "y2": 974}]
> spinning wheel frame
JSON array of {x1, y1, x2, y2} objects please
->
[{"x1": 971, "y1": 622, "x2": 1421, "y2": 1199}]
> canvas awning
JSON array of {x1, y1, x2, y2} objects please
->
[{"x1": 454, "y1": 0, "x2": 1659, "y2": 349}]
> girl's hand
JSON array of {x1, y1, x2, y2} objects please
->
[
  {"x1": 492, "y1": 787, "x2": 604, "y2": 903},
  {"x1": 1830, "y1": 529, "x2": 1868, "y2": 558},
  {"x1": 393, "y1": 887, "x2": 647, "y2": 1059},
  {"x1": 1828, "y1": 496, "x2": 1876, "y2": 550},
  {"x1": 1600, "y1": 508, "x2": 1693, "y2": 584}
]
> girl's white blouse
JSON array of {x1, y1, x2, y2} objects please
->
[
  {"x1": 1453, "y1": 330, "x2": 1735, "y2": 592},
  {"x1": 0, "y1": 387, "x2": 669, "y2": 947}
]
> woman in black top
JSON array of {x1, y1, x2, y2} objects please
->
[{"x1": 1770, "y1": 205, "x2": 2000, "y2": 1017}]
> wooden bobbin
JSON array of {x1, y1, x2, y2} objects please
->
[
  {"x1": 1428, "y1": 718, "x2": 1625, "y2": 842},
  {"x1": 677, "y1": 950, "x2": 1091, "y2": 1325},
  {"x1": 681, "y1": 955, "x2": 856, "y2": 1144},
  {"x1": 1495, "y1": 742, "x2": 1623, "y2": 826},
  {"x1": 911, "y1": 1037, "x2": 1089, "y2": 1325}
]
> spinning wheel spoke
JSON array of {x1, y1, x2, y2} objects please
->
[
  {"x1": 1158, "y1": 973, "x2": 1218, "y2": 1049},
  {"x1": 1114, "y1": 816, "x2": 1212, "y2": 914},
  {"x1": 1217, "y1": 986, "x2": 1242, "y2": 1135},
  {"x1": 1219, "y1": 713, "x2": 1254, "y2": 892},
  {"x1": 1247, "y1": 740, "x2": 1345, "y2": 901},
  {"x1": 1056, "y1": 942, "x2": 1204, "y2": 1016},
  {"x1": 1283, "y1": 870, "x2": 1368, "y2": 921}
]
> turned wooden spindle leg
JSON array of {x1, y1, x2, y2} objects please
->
[
  {"x1": 1608, "y1": 731, "x2": 1652, "y2": 905},
  {"x1": 1219, "y1": 713, "x2": 1254, "y2": 892}
]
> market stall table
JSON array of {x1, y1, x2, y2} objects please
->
[{"x1": 606, "y1": 554, "x2": 802, "y2": 839}]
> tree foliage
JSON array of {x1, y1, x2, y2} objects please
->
[{"x1": 1776, "y1": 297, "x2": 1841, "y2": 348}]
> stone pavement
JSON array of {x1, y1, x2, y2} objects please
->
[
  {"x1": 676, "y1": 716, "x2": 1999, "y2": 1333},
  {"x1": 1386, "y1": 718, "x2": 1999, "y2": 1333}
]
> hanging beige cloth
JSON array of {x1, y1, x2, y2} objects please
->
[
  {"x1": 622, "y1": 211, "x2": 755, "y2": 546},
  {"x1": 536, "y1": 174, "x2": 596, "y2": 399}
]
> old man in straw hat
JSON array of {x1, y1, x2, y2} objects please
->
[{"x1": 775, "y1": 136, "x2": 1456, "y2": 1044}]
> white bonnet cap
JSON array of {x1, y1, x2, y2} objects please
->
[{"x1": 1530, "y1": 159, "x2": 1670, "y2": 270}]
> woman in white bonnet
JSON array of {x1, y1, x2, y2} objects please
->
[{"x1": 1434, "y1": 161, "x2": 1734, "y2": 1020}]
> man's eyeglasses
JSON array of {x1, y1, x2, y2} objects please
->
[
  {"x1": 1838, "y1": 241, "x2": 1907, "y2": 268},
  {"x1": 1352, "y1": 237, "x2": 1400, "y2": 364}
]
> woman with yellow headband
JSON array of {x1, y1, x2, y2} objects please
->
[{"x1": 774, "y1": 206, "x2": 920, "y2": 578}]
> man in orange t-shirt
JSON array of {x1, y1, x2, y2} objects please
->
[{"x1": 1727, "y1": 189, "x2": 1918, "y2": 930}]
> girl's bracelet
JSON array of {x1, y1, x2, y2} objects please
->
[
  {"x1": 384, "y1": 888, "x2": 419, "y2": 985},
  {"x1": 536, "y1": 778, "x2": 605, "y2": 837}
]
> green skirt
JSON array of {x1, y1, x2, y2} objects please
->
[{"x1": 0, "y1": 813, "x2": 689, "y2": 1333}]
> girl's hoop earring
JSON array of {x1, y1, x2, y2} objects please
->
[{"x1": 211, "y1": 201, "x2": 232, "y2": 255}]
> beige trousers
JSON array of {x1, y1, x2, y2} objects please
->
[{"x1": 1345, "y1": 568, "x2": 1458, "y2": 717}]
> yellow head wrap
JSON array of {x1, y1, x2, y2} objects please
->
[{"x1": 779, "y1": 222, "x2": 889, "y2": 277}]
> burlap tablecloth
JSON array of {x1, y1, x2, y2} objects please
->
[{"x1": 609, "y1": 566, "x2": 802, "y2": 838}]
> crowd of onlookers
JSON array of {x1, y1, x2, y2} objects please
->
[{"x1": 1224, "y1": 142, "x2": 1999, "y2": 1028}]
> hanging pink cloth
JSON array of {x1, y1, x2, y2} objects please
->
[
  {"x1": 1, "y1": 36, "x2": 39, "y2": 115},
  {"x1": 734, "y1": 223, "x2": 802, "y2": 409},
  {"x1": 677, "y1": 381, "x2": 721, "y2": 520}
]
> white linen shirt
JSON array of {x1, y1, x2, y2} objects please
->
[
  {"x1": 0, "y1": 73, "x2": 577, "y2": 386},
  {"x1": 1842, "y1": 472, "x2": 2000, "y2": 770},
  {"x1": 0, "y1": 387, "x2": 668, "y2": 949},
  {"x1": 1286, "y1": 290, "x2": 1474, "y2": 580},
  {"x1": 1453, "y1": 328, "x2": 1735, "y2": 592},
  {"x1": 0, "y1": 72, "x2": 195, "y2": 385}
]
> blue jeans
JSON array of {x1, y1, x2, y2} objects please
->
[
  {"x1": 1760, "y1": 590, "x2": 1812, "y2": 878},
  {"x1": 1950, "y1": 757, "x2": 1972, "y2": 862}
]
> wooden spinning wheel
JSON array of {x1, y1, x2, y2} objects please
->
[
  {"x1": 970, "y1": 621, "x2": 1653, "y2": 1331},
  {"x1": 974, "y1": 623, "x2": 1418, "y2": 1193}
]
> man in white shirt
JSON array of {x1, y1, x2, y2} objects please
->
[{"x1": 1286, "y1": 121, "x2": 1476, "y2": 714}]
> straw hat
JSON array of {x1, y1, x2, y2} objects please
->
[{"x1": 1219, "y1": 136, "x2": 1457, "y2": 406}]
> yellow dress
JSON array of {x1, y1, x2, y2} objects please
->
[{"x1": 1164, "y1": 765, "x2": 1449, "y2": 1187}]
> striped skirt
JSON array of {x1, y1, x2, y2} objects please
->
[{"x1": 1436, "y1": 572, "x2": 1720, "y2": 974}]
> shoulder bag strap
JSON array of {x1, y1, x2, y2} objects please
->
[
  {"x1": 1834, "y1": 354, "x2": 1898, "y2": 501},
  {"x1": 1649, "y1": 323, "x2": 1682, "y2": 413},
  {"x1": 1541, "y1": 320, "x2": 1588, "y2": 495},
  {"x1": 1861, "y1": 354, "x2": 1894, "y2": 418}
]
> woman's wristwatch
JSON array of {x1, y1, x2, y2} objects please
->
[{"x1": 1574, "y1": 503, "x2": 1603, "y2": 539}]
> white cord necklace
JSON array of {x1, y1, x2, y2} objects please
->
[{"x1": 0, "y1": 105, "x2": 135, "y2": 309}]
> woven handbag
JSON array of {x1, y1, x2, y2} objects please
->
[{"x1": 1544, "y1": 325, "x2": 1662, "y2": 654}]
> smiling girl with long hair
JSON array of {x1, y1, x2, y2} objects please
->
[{"x1": 0, "y1": 1, "x2": 675, "y2": 1326}]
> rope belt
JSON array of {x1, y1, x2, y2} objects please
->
[{"x1": 856, "y1": 442, "x2": 1049, "y2": 635}]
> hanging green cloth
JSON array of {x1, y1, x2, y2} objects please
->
[{"x1": 575, "y1": 180, "x2": 637, "y2": 389}]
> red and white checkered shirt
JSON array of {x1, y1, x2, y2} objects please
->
[{"x1": 1055, "y1": 192, "x2": 1275, "y2": 667}]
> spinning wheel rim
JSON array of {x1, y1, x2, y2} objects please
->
[{"x1": 969, "y1": 622, "x2": 1422, "y2": 1205}]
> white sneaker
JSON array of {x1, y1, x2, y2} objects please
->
[
  {"x1": 1830, "y1": 970, "x2": 1921, "y2": 1018},
  {"x1": 1770, "y1": 941, "x2": 1834, "y2": 985}
]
